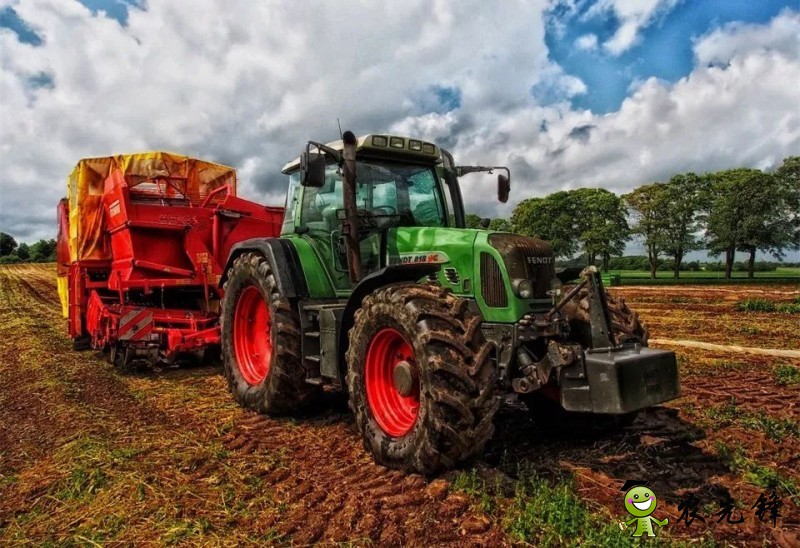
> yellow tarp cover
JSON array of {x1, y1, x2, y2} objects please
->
[
  {"x1": 67, "y1": 152, "x2": 237, "y2": 262},
  {"x1": 57, "y1": 276, "x2": 69, "y2": 318}
]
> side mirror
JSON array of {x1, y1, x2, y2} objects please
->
[
  {"x1": 480, "y1": 217, "x2": 491, "y2": 229},
  {"x1": 498, "y1": 173, "x2": 510, "y2": 203},
  {"x1": 301, "y1": 152, "x2": 327, "y2": 187}
]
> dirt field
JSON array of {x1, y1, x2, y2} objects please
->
[{"x1": 1, "y1": 264, "x2": 798, "y2": 546}]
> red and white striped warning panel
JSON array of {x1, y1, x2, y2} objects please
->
[{"x1": 118, "y1": 309, "x2": 154, "y2": 341}]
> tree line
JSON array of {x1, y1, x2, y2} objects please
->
[
  {"x1": 1, "y1": 157, "x2": 797, "y2": 277},
  {"x1": 0, "y1": 233, "x2": 57, "y2": 264},
  {"x1": 503, "y1": 156, "x2": 799, "y2": 279}
]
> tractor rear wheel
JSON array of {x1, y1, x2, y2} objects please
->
[
  {"x1": 346, "y1": 283, "x2": 499, "y2": 474},
  {"x1": 221, "y1": 252, "x2": 319, "y2": 414},
  {"x1": 523, "y1": 289, "x2": 646, "y2": 431}
]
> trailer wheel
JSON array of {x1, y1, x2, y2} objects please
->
[
  {"x1": 107, "y1": 344, "x2": 140, "y2": 373},
  {"x1": 346, "y1": 283, "x2": 499, "y2": 474},
  {"x1": 221, "y1": 252, "x2": 319, "y2": 414},
  {"x1": 72, "y1": 335, "x2": 91, "y2": 351}
]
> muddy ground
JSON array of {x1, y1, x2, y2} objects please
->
[{"x1": 0, "y1": 264, "x2": 798, "y2": 545}]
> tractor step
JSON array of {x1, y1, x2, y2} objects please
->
[
  {"x1": 302, "y1": 304, "x2": 340, "y2": 311},
  {"x1": 300, "y1": 301, "x2": 346, "y2": 386}
]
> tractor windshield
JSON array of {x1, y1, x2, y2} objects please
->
[{"x1": 299, "y1": 160, "x2": 448, "y2": 233}]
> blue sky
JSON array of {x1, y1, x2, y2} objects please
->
[
  {"x1": 1, "y1": 0, "x2": 137, "y2": 40},
  {"x1": 1, "y1": 0, "x2": 798, "y2": 263},
  {"x1": 543, "y1": 0, "x2": 797, "y2": 113},
  {"x1": 0, "y1": 3, "x2": 42, "y2": 44},
  {"x1": 75, "y1": 0, "x2": 140, "y2": 23}
]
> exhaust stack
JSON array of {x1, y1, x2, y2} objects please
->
[{"x1": 341, "y1": 130, "x2": 362, "y2": 283}]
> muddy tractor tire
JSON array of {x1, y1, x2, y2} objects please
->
[
  {"x1": 561, "y1": 288, "x2": 649, "y2": 346},
  {"x1": 221, "y1": 252, "x2": 320, "y2": 414},
  {"x1": 523, "y1": 288, "x2": 647, "y2": 431},
  {"x1": 346, "y1": 282, "x2": 499, "y2": 474}
]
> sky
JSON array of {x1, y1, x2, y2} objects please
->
[{"x1": 1, "y1": 0, "x2": 799, "y2": 260}]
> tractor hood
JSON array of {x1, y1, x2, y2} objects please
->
[
  {"x1": 383, "y1": 227, "x2": 555, "y2": 322},
  {"x1": 485, "y1": 232, "x2": 554, "y2": 300},
  {"x1": 385, "y1": 226, "x2": 479, "y2": 272}
]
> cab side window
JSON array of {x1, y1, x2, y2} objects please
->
[
  {"x1": 407, "y1": 170, "x2": 445, "y2": 226},
  {"x1": 301, "y1": 165, "x2": 344, "y2": 231},
  {"x1": 281, "y1": 172, "x2": 301, "y2": 235}
]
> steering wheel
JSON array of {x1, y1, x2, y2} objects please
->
[{"x1": 356, "y1": 209, "x2": 378, "y2": 231}]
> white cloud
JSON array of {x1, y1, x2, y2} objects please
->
[
  {"x1": 392, "y1": 10, "x2": 800, "y2": 217},
  {"x1": 586, "y1": 0, "x2": 680, "y2": 55},
  {"x1": 574, "y1": 33, "x2": 598, "y2": 51},
  {"x1": 1, "y1": 1, "x2": 798, "y2": 248},
  {"x1": 694, "y1": 8, "x2": 800, "y2": 66},
  {"x1": 0, "y1": 0, "x2": 553, "y2": 240}
]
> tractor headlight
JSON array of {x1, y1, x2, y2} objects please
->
[{"x1": 513, "y1": 279, "x2": 533, "y2": 299}]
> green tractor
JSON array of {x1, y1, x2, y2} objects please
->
[{"x1": 220, "y1": 131, "x2": 680, "y2": 474}]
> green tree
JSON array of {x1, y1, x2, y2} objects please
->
[
  {"x1": 705, "y1": 168, "x2": 795, "y2": 278},
  {"x1": 573, "y1": 188, "x2": 629, "y2": 271},
  {"x1": 511, "y1": 192, "x2": 581, "y2": 258},
  {"x1": 624, "y1": 183, "x2": 668, "y2": 278},
  {"x1": 512, "y1": 189, "x2": 628, "y2": 269},
  {"x1": 16, "y1": 242, "x2": 30, "y2": 261},
  {"x1": 775, "y1": 155, "x2": 800, "y2": 190},
  {"x1": 706, "y1": 169, "x2": 753, "y2": 278},
  {"x1": 0, "y1": 232, "x2": 17, "y2": 256},
  {"x1": 464, "y1": 215, "x2": 511, "y2": 231},
  {"x1": 733, "y1": 161, "x2": 799, "y2": 277},
  {"x1": 661, "y1": 173, "x2": 706, "y2": 278},
  {"x1": 775, "y1": 156, "x2": 800, "y2": 247},
  {"x1": 465, "y1": 214, "x2": 483, "y2": 229},
  {"x1": 488, "y1": 218, "x2": 511, "y2": 231},
  {"x1": 29, "y1": 239, "x2": 57, "y2": 262}
]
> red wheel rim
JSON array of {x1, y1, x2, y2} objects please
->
[
  {"x1": 233, "y1": 285, "x2": 271, "y2": 385},
  {"x1": 365, "y1": 328, "x2": 420, "y2": 437}
]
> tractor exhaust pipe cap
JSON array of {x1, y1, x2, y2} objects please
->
[{"x1": 342, "y1": 130, "x2": 357, "y2": 145}]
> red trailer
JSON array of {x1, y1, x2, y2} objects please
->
[{"x1": 57, "y1": 152, "x2": 282, "y2": 368}]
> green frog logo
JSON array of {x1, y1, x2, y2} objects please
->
[{"x1": 621, "y1": 480, "x2": 669, "y2": 537}]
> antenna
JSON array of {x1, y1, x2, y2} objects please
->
[{"x1": 337, "y1": 118, "x2": 343, "y2": 140}]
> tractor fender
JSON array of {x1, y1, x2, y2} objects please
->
[
  {"x1": 337, "y1": 263, "x2": 440, "y2": 378},
  {"x1": 220, "y1": 238, "x2": 309, "y2": 299}
]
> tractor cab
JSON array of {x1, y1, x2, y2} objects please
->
[
  {"x1": 280, "y1": 133, "x2": 509, "y2": 292},
  {"x1": 282, "y1": 154, "x2": 449, "y2": 288}
]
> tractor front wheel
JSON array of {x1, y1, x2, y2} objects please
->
[
  {"x1": 346, "y1": 283, "x2": 499, "y2": 474},
  {"x1": 221, "y1": 252, "x2": 319, "y2": 414},
  {"x1": 561, "y1": 288, "x2": 649, "y2": 346},
  {"x1": 523, "y1": 289, "x2": 647, "y2": 432}
]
